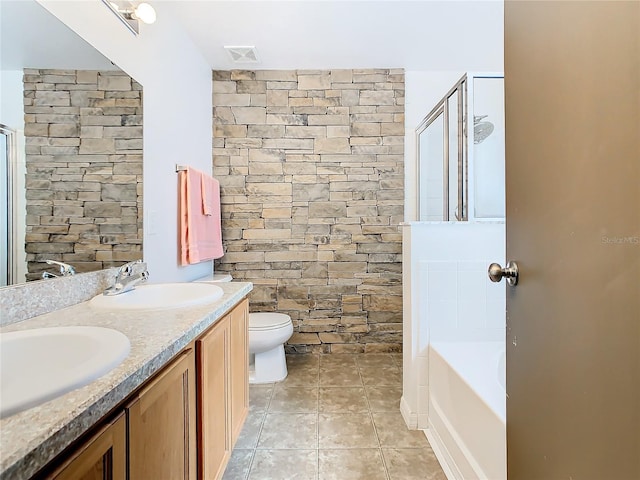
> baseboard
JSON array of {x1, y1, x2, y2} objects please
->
[{"x1": 400, "y1": 395, "x2": 418, "y2": 429}]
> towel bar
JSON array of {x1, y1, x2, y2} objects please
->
[{"x1": 175, "y1": 164, "x2": 188, "y2": 172}]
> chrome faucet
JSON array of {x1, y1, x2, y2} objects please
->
[
  {"x1": 42, "y1": 260, "x2": 76, "y2": 279},
  {"x1": 103, "y1": 260, "x2": 149, "y2": 296}
]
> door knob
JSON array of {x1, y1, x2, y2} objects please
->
[{"x1": 488, "y1": 261, "x2": 519, "y2": 286}]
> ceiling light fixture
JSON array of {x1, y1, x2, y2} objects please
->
[{"x1": 102, "y1": 0, "x2": 156, "y2": 35}]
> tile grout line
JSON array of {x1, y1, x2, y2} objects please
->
[
  {"x1": 245, "y1": 383, "x2": 276, "y2": 479},
  {"x1": 316, "y1": 354, "x2": 320, "y2": 480},
  {"x1": 359, "y1": 354, "x2": 393, "y2": 480}
]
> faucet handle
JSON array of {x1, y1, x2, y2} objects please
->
[
  {"x1": 118, "y1": 259, "x2": 148, "y2": 277},
  {"x1": 45, "y1": 260, "x2": 76, "y2": 276}
]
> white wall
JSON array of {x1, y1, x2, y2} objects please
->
[
  {"x1": 0, "y1": 70, "x2": 24, "y2": 127},
  {"x1": 37, "y1": 0, "x2": 213, "y2": 282}
]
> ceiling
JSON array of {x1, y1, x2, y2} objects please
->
[
  {"x1": 1, "y1": 0, "x2": 503, "y2": 72},
  {"x1": 164, "y1": 0, "x2": 503, "y2": 71},
  {"x1": 0, "y1": 0, "x2": 114, "y2": 71}
]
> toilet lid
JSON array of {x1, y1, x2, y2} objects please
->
[{"x1": 249, "y1": 313, "x2": 292, "y2": 331}]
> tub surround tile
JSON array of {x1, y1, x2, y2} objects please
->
[{"x1": 0, "y1": 282, "x2": 253, "y2": 480}]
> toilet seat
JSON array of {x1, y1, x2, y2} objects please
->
[{"x1": 249, "y1": 313, "x2": 292, "y2": 331}]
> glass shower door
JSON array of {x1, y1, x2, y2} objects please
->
[{"x1": 417, "y1": 76, "x2": 467, "y2": 222}]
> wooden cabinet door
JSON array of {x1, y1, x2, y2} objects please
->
[
  {"x1": 229, "y1": 299, "x2": 249, "y2": 445},
  {"x1": 197, "y1": 315, "x2": 230, "y2": 480},
  {"x1": 128, "y1": 349, "x2": 197, "y2": 480},
  {"x1": 48, "y1": 412, "x2": 126, "y2": 480}
]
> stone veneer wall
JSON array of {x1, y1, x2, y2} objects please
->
[
  {"x1": 213, "y1": 69, "x2": 404, "y2": 353},
  {"x1": 23, "y1": 69, "x2": 143, "y2": 281}
]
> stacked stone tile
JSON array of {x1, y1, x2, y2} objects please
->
[
  {"x1": 23, "y1": 69, "x2": 143, "y2": 281},
  {"x1": 213, "y1": 69, "x2": 404, "y2": 353}
]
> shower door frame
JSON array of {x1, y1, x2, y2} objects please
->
[
  {"x1": 1, "y1": 124, "x2": 18, "y2": 285},
  {"x1": 466, "y1": 72, "x2": 505, "y2": 222},
  {"x1": 416, "y1": 75, "x2": 468, "y2": 222}
]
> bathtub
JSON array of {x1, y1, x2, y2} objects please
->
[{"x1": 427, "y1": 342, "x2": 506, "y2": 480}]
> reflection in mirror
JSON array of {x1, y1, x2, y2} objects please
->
[{"x1": 0, "y1": 0, "x2": 143, "y2": 285}]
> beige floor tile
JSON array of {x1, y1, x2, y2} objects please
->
[
  {"x1": 228, "y1": 354, "x2": 447, "y2": 480},
  {"x1": 372, "y1": 412, "x2": 429, "y2": 448},
  {"x1": 250, "y1": 385, "x2": 274, "y2": 412},
  {"x1": 383, "y1": 448, "x2": 447, "y2": 480},
  {"x1": 318, "y1": 449, "x2": 387, "y2": 480},
  {"x1": 319, "y1": 366, "x2": 362, "y2": 387},
  {"x1": 269, "y1": 386, "x2": 318, "y2": 413},
  {"x1": 319, "y1": 387, "x2": 368, "y2": 413},
  {"x1": 359, "y1": 365, "x2": 402, "y2": 386},
  {"x1": 222, "y1": 449, "x2": 253, "y2": 480},
  {"x1": 319, "y1": 354, "x2": 357, "y2": 369},
  {"x1": 287, "y1": 353, "x2": 320, "y2": 369},
  {"x1": 391, "y1": 353, "x2": 403, "y2": 367},
  {"x1": 235, "y1": 410, "x2": 266, "y2": 449},
  {"x1": 281, "y1": 356, "x2": 319, "y2": 386},
  {"x1": 248, "y1": 449, "x2": 317, "y2": 480},
  {"x1": 355, "y1": 354, "x2": 395, "y2": 369},
  {"x1": 365, "y1": 385, "x2": 402, "y2": 412},
  {"x1": 258, "y1": 413, "x2": 317, "y2": 449},
  {"x1": 318, "y1": 413, "x2": 378, "y2": 449}
]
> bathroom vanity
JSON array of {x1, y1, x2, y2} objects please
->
[{"x1": 0, "y1": 281, "x2": 252, "y2": 480}]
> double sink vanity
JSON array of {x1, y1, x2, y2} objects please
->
[{"x1": 0, "y1": 271, "x2": 252, "y2": 480}]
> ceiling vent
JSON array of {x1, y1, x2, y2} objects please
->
[{"x1": 224, "y1": 46, "x2": 259, "y2": 64}]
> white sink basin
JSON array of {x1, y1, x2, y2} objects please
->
[
  {"x1": 88, "y1": 283, "x2": 224, "y2": 311},
  {"x1": 0, "y1": 326, "x2": 130, "y2": 418}
]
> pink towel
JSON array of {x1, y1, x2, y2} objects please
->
[{"x1": 179, "y1": 167, "x2": 224, "y2": 265}]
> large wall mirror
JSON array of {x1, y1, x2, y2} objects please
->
[{"x1": 0, "y1": 0, "x2": 143, "y2": 285}]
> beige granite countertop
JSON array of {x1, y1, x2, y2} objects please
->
[{"x1": 0, "y1": 281, "x2": 252, "y2": 480}]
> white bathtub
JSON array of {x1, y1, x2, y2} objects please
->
[{"x1": 427, "y1": 342, "x2": 506, "y2": 480}]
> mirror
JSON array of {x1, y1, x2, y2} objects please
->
[{"x1": 0, "y1": 0, "x2": 143, "y2": 285}]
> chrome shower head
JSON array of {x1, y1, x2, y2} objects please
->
[{"x1": 473, "y1": 115, "x2": 494, "y2": 144}]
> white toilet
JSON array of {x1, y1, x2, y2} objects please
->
[
  {"x1": 248, "y1": 312, "x2": 293, "y2": 384},
  {"x1": 199, "y1": 272, "x2": 294, "y2": 384}
]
